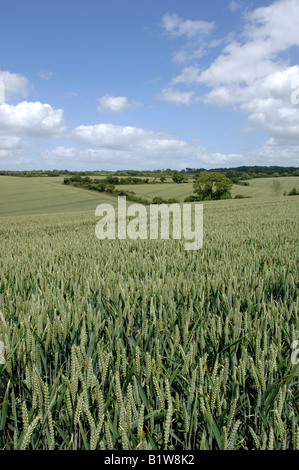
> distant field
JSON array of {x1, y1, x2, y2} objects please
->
[
  {"x1": 0, "y1": 176, "x2": 118, "y2": 217},
  {"x1": 231, "y1": 176, "x2": 299, "y2": 198},
  {"x1": 118, "y1": 176, "x2": 299, "y2": 201},
  {"x1": 0, "y1": 175, "x2": 298, "y2": 217},
  {"x1": 117, "y1": 182, "x2": 194, "y2": 202}
]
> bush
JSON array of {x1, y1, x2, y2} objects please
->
[
  {"x1": 220, "y1": 193, "x2": 232, "y2": 200},
  {"x1": 152, "y1": 196, "x2": 166, "y2": 204},
  {"x1": 184, "y1": 195, "x2": 203, "y2": 202}
]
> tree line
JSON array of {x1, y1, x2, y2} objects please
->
[
  {"x1": 63, "y1": 176, "x2": 180, "y2": 205},
  {"x1": 1, "y1": 165, "x2": 298, "y2": 180}
]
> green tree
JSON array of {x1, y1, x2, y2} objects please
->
[
  {"x1": 172, "y1": 170, "x2": 185, "y2": 184},
  {"x1": 159, "y1": 173, "x2": 166, "y2": 183},
  {"x1": 193, "y1": 172, "x2": 233, "y2": 200},
  {"x1": 152, "y1": 196, "x2": 166, "y2": 204}
]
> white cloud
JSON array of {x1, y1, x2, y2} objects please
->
[
  {"x1": 160, "y1": 12, "x2": 220, "y2": 67},
  {"x1": 245, "y1": 0, "x2": 299, "y2": 51},
  {"x1": 72, "y1": 123, "x2": 202, "y2": 162},
  {"x1": 0, "y1": 135, "x2": 30, "y2": 167},
  {"x1": 198, "y1": 39, "x2": 280, "y2": 87},
  {"x1": 42, "y1": 142, "x2": 199, "y2": 171},
  {"x1": 0, "y1": 152, "x2": 33, "y2": 168},
  {"x1": 42, "y1": 139, "x2": 299, "y2": 171},
  {"x1": 42, "y1": 143, "x2": 234, "y2": 171},
  {"x1": 159, "y1": 0, "x2": 299, "y2": 148},
  {"x1": 0, "y1": 135, "x2": 22, "y2": 149},
  {"x1": 0, "y1": 71, "x2": 67, "y2": 168},
  {"x1": 73, "y1": 123, "x2": 150, "y2": 150},
  {"x1": 155, "y1": 87, "x2": 194, "y2": 105},
  {"x1": 201, "y1": 62, "x2": 299, "y2": 145},
  {"x1": 171, "y1": 66, "x2": 202, "y2": 85},
  {"x1": 0, "y1": 101, "x2": 65, "y2": 137},
  {"x1": 228, "y1": 1, "x2": 242, "y2": 13},
  {"x1": 161, "y1": 13, "x2": 215, "y2": 38},
  {"x1": 97, "y1": 94, "x2": 142, "y2": 113},
  {"x1": 70, "y1": 122, "x2": 297, "y2": 169},
  {"x1": 0, "y1": 70, "x2": 29, "y2": 102},
  {"x1": 70, "y1": 122, "x2": 213, "y2": 167},
  {"x1": 198, "y1": 0, "x2": 299, "y2": 88}
]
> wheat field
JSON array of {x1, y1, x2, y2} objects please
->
[{"x1": 0, "y1": 193, "x2": 298, "y2": 450}]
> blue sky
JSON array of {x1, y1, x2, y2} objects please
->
[{"x1": 0, "y1": 0, "x2": 299, "y2": 170}]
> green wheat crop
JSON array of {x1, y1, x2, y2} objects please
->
[{"x1": 0, "y1": 196, "x2": 298, "y2": 450}]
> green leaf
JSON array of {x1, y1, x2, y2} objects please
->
[
  {"x1": 78, "y1": 420, "x2": 90, "y2": 450},
  {"x1": 0, "y1": 379, "x2": 10, "y2": 432}
]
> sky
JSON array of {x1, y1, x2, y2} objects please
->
[{"x1": 0, "y1": 0, "x2": 299, "y2": 171}]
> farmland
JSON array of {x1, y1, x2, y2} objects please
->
[
  {"x1": 116, "y1": 176, "x2": 299, "y2": 202},
  {"x1": 0, "y1": 176, "x2": 119, "y2": 217},
  {"x1": 0, "y1": 175, "x2": 298, "y2": 450},
  {"x1": 1, "y1": 175, "x2": 298, "y2": 217}
]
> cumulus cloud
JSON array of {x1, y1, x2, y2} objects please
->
[
  {"x1": 0, "y1": 70, "x2": 29, "y2": 102},
  {"x1": 70, "y1": 122, "x2": 226, "y2": 167},
  {"x1": 202, "y1": 65, "x2": 299, "y2": 104},
  {"x1": 68, "y1": 122, "x2": 297, "y2": 169},
  {"x1": 196, "y1": 0, "x2": 299, "y2": 89},
  {"x1": 72, "y1": 123, "x2": 201, "y2": 162},
  {"x1": 97, "y1": 94, "x2": 142, "y2": 113},
  {"x1": 159, "y1": 0, "x2": 299, "y2": 149},
  {"x1": 73, "y1": 123, "x2": 150, "y2": 150},
  {"x1": 195, "y1": 0, "x2": 299, "y2": 89},
  {"x1": 198, "y1": 1, "x2": 299, "y2": 144},
  {"x1": 0, "y1": 101, "x2": 65, "y2": 137},
  {"x1": 245, "y1": 0, "x2": 299, "y2": 51},
  {"x1": 198, "y1": 40, "x2": 280, "y2": 88},
  {"x1": 0, "y1": 70, "x2": 67, "y2": 168},
  {"x1": 239, "y1": 67, "x2": 299, "y2": 144}
]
